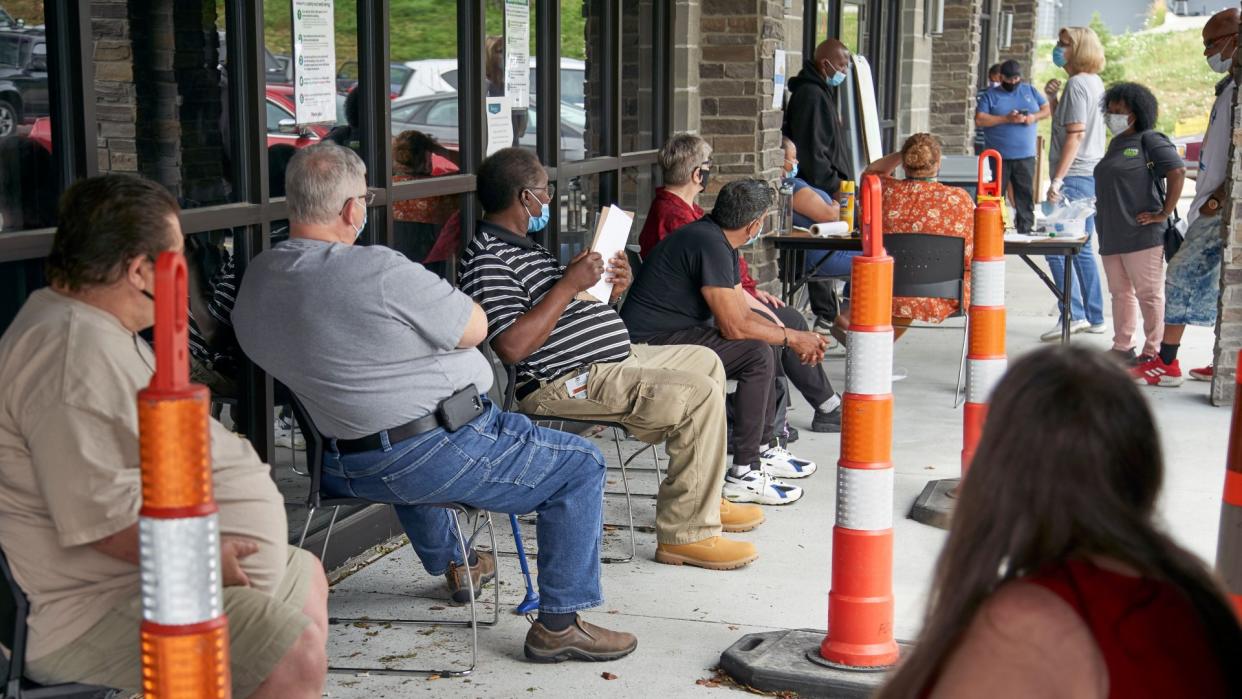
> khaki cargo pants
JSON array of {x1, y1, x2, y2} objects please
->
[{"x1": 520, "y1": 343, "x2": 728, "y2": 545}]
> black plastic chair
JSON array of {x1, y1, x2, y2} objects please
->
[
  {"x1": 286, "y1": 394, "x2": 499, "y2": 678},
  {"x1": 0, "y1": 549, "x2": 118, "y2": 699},
  {"x1": 885, "y1": 233, "x2": 969, "y2": 404}
]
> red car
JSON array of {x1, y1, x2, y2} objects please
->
[{"x1": 28, "y1": 87, "x2": 338, "y2": 155}]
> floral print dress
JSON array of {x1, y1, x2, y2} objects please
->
[{"x1": 880, "y1": 176, "x2": 975, "y2": 323}]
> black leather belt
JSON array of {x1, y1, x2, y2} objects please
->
[
  {"x1": 513, "y1": 380, "x2": 541, "y2": 403},
  {"x1": 334, "y1": 413, "x2": 442, "y2": 454}
]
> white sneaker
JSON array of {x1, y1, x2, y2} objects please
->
[
  {"x1": 723, "y1": 469, "x2": 803, "y2": 505},
  {"x1": 274, "y1": 418, "x2": 306, "y2": 450},
  {"x1": 1040, "y1": 319, "x2": 1089, "y2": 342},
  {"x1": 1085, "y1": 323, "x2": 1107, "y2": 334},
  {"x1": 760, "y1": 445, "x2": 817, "y2": 479}
]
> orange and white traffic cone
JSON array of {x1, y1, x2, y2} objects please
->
[
  {"x1": 137, "y1": 252, "x2": 231, "y2": 698},
  {"x1": 819, "y1": 174, "x2": 899, "y2": 669},
  {"x1": 962, "y1": 152, "x2": 1007, "y2": 474},
  {"x1": 1216, "y1": 352, "x2": 1242, "y2": 620}
]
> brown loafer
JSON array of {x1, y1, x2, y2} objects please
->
[
  {"x1": 445, "y1": 551, "x2": 495, "y2": 605},
  {"x1": 719, "y1": 498, "x2": 764, "y2": 532},
  {"x1": 524, "y1": 616, "x2": 638, "y2": 663},
  {"x1": 654, "y1": 536, "x2": 757, "y2": 570}
]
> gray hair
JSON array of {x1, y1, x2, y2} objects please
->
[
  {"x1": 658, "y1": 133, "x2": 712, "y2": 186},
  {"x1": 285, "y1": 143, "x2": 367, "y2": 225},
  {"x1": 712, "y1": 179, "x2": 774, "y2": 230}
]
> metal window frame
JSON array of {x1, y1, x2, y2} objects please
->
[{"x1": 0, "y1": 0, "x2": 671, "y2": 543}]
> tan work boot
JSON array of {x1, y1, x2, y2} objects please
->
[
  {"x1": 654, "y1": 536, "x2": 758, "y2": 570},
  {"x1": 445, "y1": 551, "x2": 496, "y2": 605},
  {"x1": 719, "y1": 498, "x2": 764, "y2": 532},
  {"x1": 524, "y1": 615, "x2": 638, "y2": 663}
]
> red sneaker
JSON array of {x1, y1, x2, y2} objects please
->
[
  {"x1": 1130, "y1": 356, "x2": 1184, "y2": 387},
  {"x1": 1188, "y1": 365, "x2": 1214, "y2": 382}
]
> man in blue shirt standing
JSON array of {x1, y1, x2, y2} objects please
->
[{"x1": 975, "y1": 60, "x2": 1050, "y2": 234}]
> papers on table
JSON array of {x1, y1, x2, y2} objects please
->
[
  {"x1": 581, "y1": 205, "x2": 634, "y2": 303},
  {"x1": 1004, "y1": 231, "x2": 1088, "y2": 243}
]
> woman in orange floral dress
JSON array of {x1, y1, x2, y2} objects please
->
[{"x1": 839, "y1": 133, "x2": 975, "y2": 340}]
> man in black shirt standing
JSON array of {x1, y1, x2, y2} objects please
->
[
  {"x1": 783, "y1": 39, "x2": 854, "y2": 198},
  {"x1": 621, "y1": 180, "x2": 827, "y2": 506},
  {"x1": 459, "y1": 148, "x2": 761, "y2": 570}
]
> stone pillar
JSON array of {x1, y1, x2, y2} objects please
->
[
  {"x1": 698, "y1": 0, "x2": 785, "y2": 292},
  {"x1": 1213, "y1": 35, "x2": 1242, "y2": 405},
  {"x1": 93, "y1": 0, "x2": 138, "y2": 174},
  {"x1": 172, "y1": 1, "x2": 228, "y2": 206},
  {"x1": 899, "y1": 0, "x2": 932, "y2": 140},
  {"x1": 929, "y1": 0, "x2": 983, "y2": 154},
  {"x1": 671, "y1": 0, "x2": 702, "y2": 135},
  {"x1": 997, "y1": 0, "x2": 1040, "y2": 72}
]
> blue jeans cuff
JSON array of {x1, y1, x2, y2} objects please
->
[{"x1": 538, "y1": 598, "x2": 604, "y2": 615}]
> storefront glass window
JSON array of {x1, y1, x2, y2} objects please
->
[
  {"x1": 621, "y1": 1, "x2": 658, "y2": 153},
  {"x1": 0, "y1": 5, "x2": 56, "y2": 232},
  {"x1": 389, "y1": 0, "x2": 460, "y2": 179}
]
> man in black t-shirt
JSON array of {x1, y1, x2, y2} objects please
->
[{"x1": 621, "y1": 179, "x2": 827, "y2": 506}]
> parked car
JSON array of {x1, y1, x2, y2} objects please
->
[
  {"x1": 336, "y1": 58, "x2": 459, "y2": 99},
  {"x1": 390, "y1": 92, "x2": 586, "y2": 161},
  {"x1": 264, "y1": 84, "x2": 335, "y2": 148},
  {"x1": 1172, "y1": 133, "x2": 1203, "y2": 179},
  {"x1": 0, "y1": 27, "x2": 48, "y2": 137},
  {"x1": 29, "y1": 114, "x2": 49, "y2": 151},
  {"x1": 217, "y1": 31, "x2": 293, "y2": 86}
]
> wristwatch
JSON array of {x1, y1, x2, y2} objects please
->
[{"x1": 1207, "y1": 197, "x2": 1221, "y2": 212}]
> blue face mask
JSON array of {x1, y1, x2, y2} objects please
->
[
  {"x1": 744, "y1": 222, "x2": 764, "y2": 247},
  {"x1": 353, "y1": 202, "x2": 367, "y2": 240},
  {"x1": 524, "y1": 190, "x2": 550, "y2": 233},
  {"x1": 1052, "y1": 46, "x2": 1067, "y2": 68},
  {"x1": 787, "y1": 162, "x2": 799, "y2": 180},
  {"x1": 826, "y1": 70, "x2": 846, "y2": 87}
]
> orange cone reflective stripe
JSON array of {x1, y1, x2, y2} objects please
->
[
  {"x1": 137, "y1": 252, "x2": 230, "y2": 698},
  {"x1": 962, "y1": 152, "x2": 1007, "y2": 475},
  {"x1": 1216, "y1": 351, "x2": 1242, "y2": 620},
  {"x1": 820, "y1": 174, "x2": 899, "y2": 669}
]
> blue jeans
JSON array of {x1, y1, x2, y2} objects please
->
[
  {"x1": 807, "y1": 250, "x2": 860, "y2": 277},
  {"x1": 1045, "y1": 175, "x2": 1105, "y2": 324},
  {"x1": 322, "y1": 399, "x2": 607, "y2": 614}
]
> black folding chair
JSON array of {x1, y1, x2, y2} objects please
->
[
  {"x1": 885, "y1": 233, "x2": 969, "y2": 405},
  {"x1": 0, "y1": 549, "x2": 118, "y2": 699},
  {"x1": 286, "y1": 395, "x2": 499, "y2": 678}
]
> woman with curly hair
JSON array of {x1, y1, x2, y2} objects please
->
[{"x1": 1093, "y1": 82, "x2": 1185, "y2": 365}]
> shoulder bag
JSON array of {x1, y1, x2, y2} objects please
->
[{"x1": 1138, "y1": 131, "x2": 1185, "y2": 262}]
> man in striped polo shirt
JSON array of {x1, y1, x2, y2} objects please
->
[{"x1": 459, "y1": 148, "x2": 761, "y2": 571}]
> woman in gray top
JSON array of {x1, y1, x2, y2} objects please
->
[
  {"x1": 1094, "y1": 83, "x2": 1186, "y2": 364},
  {"x1": 1040, "y1": 26, "x2": 1108, "y2": 341}
]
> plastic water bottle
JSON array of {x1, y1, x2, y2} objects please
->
[{"x1": 778, "y1": 179, "x2": 794, "y2": 233}]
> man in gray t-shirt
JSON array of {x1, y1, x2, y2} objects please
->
[{"x1": 232, "y1": 143, "x2": 637, "y2": 662}]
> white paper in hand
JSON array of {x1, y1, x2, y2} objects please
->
[{"x1": 582, "y1": 205, "x2": 634, "y2": 303}]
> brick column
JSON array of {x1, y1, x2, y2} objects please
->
[
  {"x1": 93, "y1": 0, "x2": 138, "y2": 174},
  {"x1": 671, "y1": 0, "x2": 702, "y2": 134},
  {"x1": 698, "y1": 0, "x2": 785, "y2": 293},
  {"x1": 899, "y1": 0, "x2": 932, "y2": 140},
  {"x1": 929, "y1": 0, "x2": 983, "y2": 154},
  {"x1": 172, "y1": 0, "x2": 228, "y2": 206},
  {"x1": 997, "y1": 0, "x2": 1040, "y2": 71},
  {"x1": 1213, "y1": 36, "x2": 1242, "y2": 406}
]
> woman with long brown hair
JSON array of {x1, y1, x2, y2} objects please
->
[{"x1": 878, "y1": 346, "x2": 1242, "y2": 698}]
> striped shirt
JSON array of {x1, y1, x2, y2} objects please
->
[
  {"x1": 459, "y1": 221, "x2": 631, "y2": 384},
  {"x1": 188, "y1": 253, "x2": 239, "y2": 374}
]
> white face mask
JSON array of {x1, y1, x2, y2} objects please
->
[
  {"x1": 1208, "y1": 50, "x2": 1233, "y2": 73},
  {"x1": 1104, "y1": 113, "x2": 1132, "y2": 136}
]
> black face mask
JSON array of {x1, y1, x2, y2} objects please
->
[
  {"x1": 1002, "y1": 81, "x2": 1019, "y2": 92},
  {"x1": 698, "y1": 167, "x2": 711, "y2": 191}
]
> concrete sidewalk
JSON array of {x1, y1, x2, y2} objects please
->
[{"x1": 319, "y1": 250, "x2": 1229, "y2": 698}]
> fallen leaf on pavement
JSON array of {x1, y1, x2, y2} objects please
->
[{"x1": 601, "y1": 672, "x2": 618, "y2": 680}]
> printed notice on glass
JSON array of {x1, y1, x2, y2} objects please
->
[
  {"x1": 485, "y1": 96, "x2": 514, "y2": 157},
  {"x1": 292, "y1": 0, "x2": 337, "y2": 124},
  {"x1": 772, "y1": 50, "x2": 787, "y2": 109},
  {"x1": 504, "y1": 0, "x2": 530, "y2": 109}
]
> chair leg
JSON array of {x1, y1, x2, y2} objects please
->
[
  {"x1": 319, "y1": 506, "x2": 340, "y2": 561},
  {"x1": 297, "y1": 506, "x2": 317, "y2": 549},
  {"x1": 602, "y1": 428, "x2": 636, "y2": 564},
  {"x1": 324, "y1": 507, "x2": 499, "y2": 678},
  {"x1": 954, "y1": 315, "x2": 969, "y2": 408}
]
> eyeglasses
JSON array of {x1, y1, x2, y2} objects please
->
[
  {"x1": 1205, "y1": 34, "x2": 1235, "y2": 50},
  {"x1": 341, "y1": 191, "x2": 376, "y2": 212}
]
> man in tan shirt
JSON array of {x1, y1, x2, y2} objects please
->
[{"x1": 0, "y1": 175, "x2": 327, "y2": 697}]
